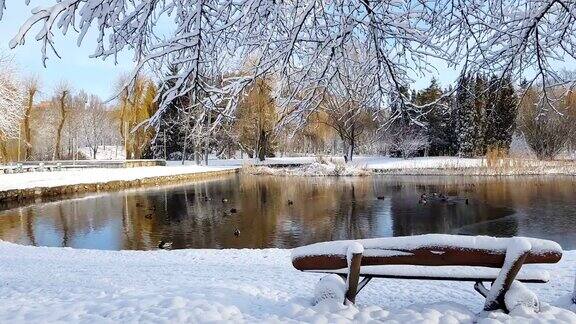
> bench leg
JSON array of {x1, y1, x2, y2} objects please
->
[
  {"x1": 345, "y1": 252, "x2": 363, "y2": 304},
  {"x1": 484, "y1": 249, "x2": 529, "y2": 312},
  {"x1": 357, "y1": 276, "x2": 373, "y2": 295},
  {"x1": 474, "y1": 281, "x2": 489, "y2": 297}
]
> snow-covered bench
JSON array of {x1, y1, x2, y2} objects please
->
[{"x1": 291, "y1": 234, "x2": 562, "y2": 312}]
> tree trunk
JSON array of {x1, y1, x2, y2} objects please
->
[
  {"x1": 204, "y1": 110, "x2": 211, "y2": 165},
  {"x1": 194, "y1": 144, "x2": 201, "y2": 164},
  {"x1": 54, "y1": 91, "x2": 68, "y2": 160},
  {"x1": 258, "y1": 130, "x2": 267, "y2": 161},
  {"x1": 0, "y1": 134, "x2": 8, "y2": 163},
  {"x1": 348, "y1": 138, "x2": 354, "y2": 162},
  {"x1": 182, "y1": 138, "x2": 188, "y2": 164},
  {"x1": 24, "y1": 89, "x2": 36, "y2": 160},
  {"x1": 342, "y1": 139, "x2": 349, "y2": 163}
]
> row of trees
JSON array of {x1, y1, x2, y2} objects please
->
[
  {"x1": 2, "y1": 56, "x2": 574, "y2": 163},
  {"x1": 410, "y1": 75, "x2": 519, "y2": 158},
  {"x1": 0, "y1": 56, "x2": 159, "y2": 162},
  {"x1": 383, "y1": 76, "x2": 576, "y2": 161},
  {"x1": 4, "y1": 0, "x2": 576, "y2": 163},
  {"x1": 139, "y1": 70, "x2": 576, "y2": 163}
]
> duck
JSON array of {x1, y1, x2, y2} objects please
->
[
  {"x1": 230, "y1": 208, "x2": 238, "y2": 213},
  {"x1": 158, "y1": 240, "x2": 173, "y2": 250},
  {"x1": 418, "y1": 198, "x2": 428, "y2": 205},
  {"x1": 377, "y1": 196, "x2": 385, "y2": 200},
  {"x1": 465, "y1": 198, "x2": 469, "y2": 205},
  {"x1": 234, "y1": 229, "x2": 241, "y2": 237},
  {"x1": 222, "y1": 198, "x2": 228, "y2": 203},
  {"x1": 288, "y1": 200, "x2": 294, "y2": 205}
]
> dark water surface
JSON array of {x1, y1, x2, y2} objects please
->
[{"x1": 0, "y1": 174, "x2": 575, "y2": 250}]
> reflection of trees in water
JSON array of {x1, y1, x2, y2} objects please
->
[
  {"x1": 388, "y1": 180, "x2": 518, "y2": 237},
  {"x1": 0, "y1": 196, "x2": 125, "y2": 247},
  {"x1": 0, "y1": 175, "x2": 574, "y2": 249}
]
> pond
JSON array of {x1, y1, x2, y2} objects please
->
[{"x1": 0, "y1": 174, "x2": 575, "y2": 250}]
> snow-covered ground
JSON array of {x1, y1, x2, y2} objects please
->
[
  {"x1": 206, "y1": 156, "x2": 484, "y2": 169},
  {"x1": 0, "y1": 241, "x2": 574, "y2": 323},
  {"x1": 1, "y1": 155, "x2": 575, "y2": 193},
  {"x1": 77, "y1": 146, "x2": 126, "y2": 160},
  {"x1": 0, "y1": 156, "x2": 471, "y2": 192},
  {"x1": 0, "y1": 165, "x2": 236, "y2": 191}
]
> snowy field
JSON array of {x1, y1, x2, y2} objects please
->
[{"x1": 0, "y1": 241, "x2": 574, "y2": 323}]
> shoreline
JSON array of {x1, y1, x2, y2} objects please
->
[
  {"x1": 0, "y1": 167, "x2": 239, "y2": 202},
  {"x1": 371, "y1": 167, "x2": 576, "y2": 176},
  {"x1": 1, "y1": 156, "x2": 576, "y2": 203}
]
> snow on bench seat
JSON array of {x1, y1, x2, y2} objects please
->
[
  {"x1": 307, "y1": 265, "x2": 550, "y2": 283},
  {"x1": 292, "y1": 234, "x2": 563, "y2": 271}
]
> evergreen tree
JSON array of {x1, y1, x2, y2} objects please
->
[
  {"x1": 484, "y1": 75, "x2": 518, "y2": 152},
  {"x1": 151, "y1": 65, "x2": 189, "y2": 160},
  {"x1": 472, "y1": 74, "x2": 487, "y2": 155},
  {"x1": 455, "y1": 74, "x2": 478, "y2": 157},
  {"x1": 416, "y1": 79, "x2": 453, "y2": 156}
]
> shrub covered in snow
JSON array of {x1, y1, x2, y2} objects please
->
[
  {"x1": 314, "y1": 274, "x2": 346, "y2": 305},
  {"x1": 504, "y1": 281, "x2": 540, "y2": 313},
  {"x1": 242, "y1": 157, "x2": 372, "y2": 177}
]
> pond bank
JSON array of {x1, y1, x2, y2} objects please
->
[
  {"x1": 0, "y1": 165, "x2": 239, "y2": 202},
  {"x1": 2, "y1": 156, "x2": 575, "y2": 202}
]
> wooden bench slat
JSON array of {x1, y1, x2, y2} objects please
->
[
  {"x1": 292, "y1": 235, "x2": 563, "y2": 271},
  {"x1": 306, "y1": 265, "x2": 550, "y2": 283}
]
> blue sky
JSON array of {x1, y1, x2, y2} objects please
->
[
  {"x1": 0, "y1": 2, "x2": 454, "y2": 101},
  {"x1": 0, "y1": 1, "x2": 133, "y2": 101}
]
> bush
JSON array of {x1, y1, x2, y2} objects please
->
[{"x1": 517, "y1": 88, "x2": 576, "y2": 160}]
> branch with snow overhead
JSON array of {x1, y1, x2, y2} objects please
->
[{"x1": 3, "y1": 0, "x2": 576, "y2": 130}]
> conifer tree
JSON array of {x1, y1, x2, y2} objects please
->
[
  {"x1": 472, "y1": 74, "x2": 487, "y2": 155},
  {"x1": 151, "y1": 66, "x2": 189, "y2": 160},
  {"x1": 484, "y1": 75, "x2": 500, "y2": 150},
  {"x1": 485, "y1": 75, "x2": 518, "y2": 152},
  {"x1": 455, "y1": 74, "x2": 478, "y2": 157},
  {"x1": 417, "y1": 79, "x2": 453, "y2": 156}
]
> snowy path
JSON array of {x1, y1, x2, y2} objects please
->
[{"x1": 0, "y1": 242, "x2": 574, "y2": 323}]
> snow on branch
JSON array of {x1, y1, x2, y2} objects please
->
[
  {"x1": 4, "y1": 0, "x2": 576, "y2": 129},
  {"x1": 0, "y1": 58, "x2": 25, "y2": 140}
]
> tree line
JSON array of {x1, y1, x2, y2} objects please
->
[{"x1": 1, "y1": 54, "x2": 575, "y2": 163}]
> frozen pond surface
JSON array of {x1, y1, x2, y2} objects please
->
[{"x1": 0, "y1": 174, "x2": 575, "y2": 250}]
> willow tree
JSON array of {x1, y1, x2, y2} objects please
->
[
  {"x1": 235, "y1": 78, "x2": 277, "y2": 161},
  {"x1": 52, "y1": 84, "x2": 70, "y2": 160},
  {"x1": 116, "y1": 76, "x2": 158, "y2": 159},
  {"x1": 22, "y1": 77, "x2": 40, "y2": 160}
]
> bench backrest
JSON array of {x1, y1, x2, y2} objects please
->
[{"x1": 292, "y1": 234, "x2": 562, "y2": 271}]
